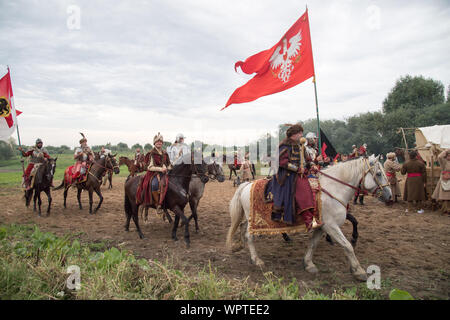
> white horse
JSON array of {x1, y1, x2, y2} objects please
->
[{"x1": 226, "y1": 155, "x2": 392, "y2": 281}]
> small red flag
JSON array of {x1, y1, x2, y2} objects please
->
[{"x1": 222, "y1": 9, "x2": 315, "y2": 110}]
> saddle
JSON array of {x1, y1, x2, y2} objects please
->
[{"x1": 249, "y1": 177, "x2": 322, "y2": 235}]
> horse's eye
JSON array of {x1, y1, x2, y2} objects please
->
[{"x1": 376, "y1": 172, "x2": 381, "y2": 176}]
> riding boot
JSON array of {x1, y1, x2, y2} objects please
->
[
  {"x1": 152, "y1": 191, "x2": 164, "y2": 214},
  {"x1": 271, "y1": 206, "x2": 282, "y2": 222},
  {"x1": 301, "y1": 209, "x2": 314, "y2": 231}
]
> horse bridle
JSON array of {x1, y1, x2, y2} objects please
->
[
  {"x1": 318, "y1": 158, "x2": 390, "y2": 207},
  {"x1": 89, "y1": 156, "x2": 118, "y2": 182}
]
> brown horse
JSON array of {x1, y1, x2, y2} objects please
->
[
  {"x1": 54, "y1": 154, "x2": 120, "y2": 214},
  {"x1": 124, "y1": 152, "x2": 209, "y2": 247},
  {"x1": 119, "y1": 156, "x2": 145, "y2": 176}
]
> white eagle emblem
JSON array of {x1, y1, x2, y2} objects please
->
[{"x1": 269, "y1": 30, "x2": 302, "y2": 83}]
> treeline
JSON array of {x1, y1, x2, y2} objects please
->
[{"x1": 277, "y1": 75, "x2": 450, "y2": 157}]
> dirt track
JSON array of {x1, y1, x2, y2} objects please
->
[{"x1": 1, "y1": 176, "x2": 449, "y2": 299}]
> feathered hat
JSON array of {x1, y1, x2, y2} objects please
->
[
  {"x1": 153, "y1": 132, "x2": 163, "y2": 144},
  {"x1": 79, "y1": 132, "x2": 87, "y2": 144},
  {"x1": 386, "y1": 152, "x2": 396, "y2": 159}
]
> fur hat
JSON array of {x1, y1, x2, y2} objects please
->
[
  {"x1": 285, "y1": 124, "x2": 304, "y2": 138},
  {"x1": 387, "y1": 152, "x2": 395, "y2": 159},
  {"x1": 153, "y1": 132, "x2": 163, "y2": 144}
]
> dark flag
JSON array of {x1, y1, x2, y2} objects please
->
[{"x1": 320, "y1": 128, "x2": 338, "y2": 160}]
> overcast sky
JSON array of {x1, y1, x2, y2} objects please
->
[{"x1": 1, "y1": 0, "x2": 449, "y2": 148}]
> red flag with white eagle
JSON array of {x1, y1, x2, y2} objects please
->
[
  {"x1": 0, "y1": 68, "x2": 18, "y2": 140},
  {"x1": 222, "y1": 9, "x2": 315, "y2": 110}
]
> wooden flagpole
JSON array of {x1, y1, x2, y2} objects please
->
[
  {"x1": 306, "y1": 6, "x2": 322, "y2": 155},
  {"x1": 7, "y1": 65, "x2": 25, "y2": 174}
]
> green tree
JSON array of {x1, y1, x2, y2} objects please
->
[
  {"x1": 144, "y1": 143, "x2": 153, "y2": 151},
  {"x1": 116, "y1": 142, "x2": 129, "y2": 151},
  {"x1": 131, "y1": 143, "x2": 143, "y2": 151},
  {"x1": 382, "y1": 75, "x2": 445, "y2": 114},
  {"x1": 0, "y1": 141, "x2": 14, "y2": 160}
]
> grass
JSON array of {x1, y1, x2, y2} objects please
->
[
  {"x1": 0, "y1": 153, "x2": 138, "y2": 188},
  {"x1": 0, "y1": 223, "x2": 398, "y2": 300}
]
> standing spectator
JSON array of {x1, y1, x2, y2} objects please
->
[{"x1": 401, "y1": 150, "x2": 426, "y2": 213}]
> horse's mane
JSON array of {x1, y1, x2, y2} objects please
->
[{"x1": 321, "y1": 157, "x2": 366, "y2": 182}]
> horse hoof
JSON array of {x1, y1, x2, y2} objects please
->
[
  {"x1": 185, "y1": 242, "x2": 190, "y2": 249},
  {"x1": 231, "y1": 244, "x2": 243, "y2": 252},
  {"x1": 139, "y1": 233, "x2": 144, "y2": 239},
  {"x1": 305, "y1": 265, "x2": 319, "y2": 274},
  {"x1": 353, "y1": 272, "x2": 368, "y2": 282},
  {"x1": 254, "y1": 258, "x2": 265, "y2": 267}
]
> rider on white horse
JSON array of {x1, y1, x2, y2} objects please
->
[{"x1": 270, "y1": 124, "x2": 323, "y2": 231}]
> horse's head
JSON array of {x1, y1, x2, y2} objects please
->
[
  {"x1": 362, "y1": 154, "x2": 392, "y2": 203},
  {"x1": 107, "y1": 153, "x2": 120, "y2": 174},
  {"x1": 173, "y1": 151, "x2": 209, "y2": 183},
  {"x1": 207, "y1": 161, "x2": 225, "y2": 182},
  {"x1": 43, "y1": 157, "x2": 57, "y2": 184}
]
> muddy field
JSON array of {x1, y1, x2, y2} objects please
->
[{"x1": 0, "y1": 176, "x2": 449, "y2": 299}]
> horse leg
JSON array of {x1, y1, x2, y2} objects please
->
[
  {"x1": 173, "y1": 206, "x2": 190, "y2": 248},
  {"x1": 172, "y1": 214, "x2": 180, "y2": 241},
  {"x1": 63, "y1": 187, "x2": 68, "y2": 209},
  {"x1": 282, "y1": 233, "x2": 292, "y2": 243},
  {"x1": 346, "y1": 213, "x2": 359, "y2": 247},
  {"x1": 188, "y1": 198, "x2": 200, "y2": 233},
  {"x1": 44, "y1": 188, "x2": 52, "y2": 216},
  {"x1": 321, "y1": 223, "x2": 367, "y2": 281},
  {"x1": 77, "y1": 188, "x2": 83, "y2": 210},
  {"x1": 246, "y1": 223, "x2": 264, "y2": 266},
  {"x1": 93, "y1": 188, "x2": 103, "y2": 213},
  {"x1": 33, "y1": 190, "x2": 37, "y2": 212},
  {"x1": 109, "y1": 173, "x2": 112, "y2": 189},
  {"x1": 88, "y1": 188, "x2": 93, "y2": 214},
  {"x1": 164, "y1": 208, "x2": 173, "y2": 224},
  {"x1": 131, "y1": 205, "x2": 144, "y2": 239},
  {"x1": 303, "y1": 228, "x2": 325, "y2": 273}
]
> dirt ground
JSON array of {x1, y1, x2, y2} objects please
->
[{"x1": 0, "y1": 176, "x2": 449, "y2": 299}]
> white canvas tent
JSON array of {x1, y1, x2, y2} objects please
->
[{"x1": 415, "y1": 125, "x2": 450, "y2": 150}]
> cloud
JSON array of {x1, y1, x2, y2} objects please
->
[{"x1": 1, "y1": 0, "x2": 449, "y2": 147}]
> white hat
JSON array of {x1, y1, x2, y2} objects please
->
[
  {"x1": 305, "y1": 132, "x2": 316, "y2": 139},
  {"x1": 176, "y1": 133, "x2": 186, "y2": 141}
]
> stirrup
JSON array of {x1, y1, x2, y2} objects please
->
[{"x1": 311, "y1": 218, "x2": 323, "y2": 230}]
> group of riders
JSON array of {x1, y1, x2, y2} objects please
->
[{"x1": 19, "y1": 123, "x2": 450, "y2": 228}]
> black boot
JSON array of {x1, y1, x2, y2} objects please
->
[
  {"x1": 271, "y1": 212, "x2": 281, "y2": 222},
  {"x1": 359, "y1": 196, "x2": 364, "y2": 205}
]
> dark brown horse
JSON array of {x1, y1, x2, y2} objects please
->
[
  {"x1": 222, "y1": 154, "x2": 241, "y2": 180},
  {"x1": 55, "y1": 154, "x2": 120, "y2": 214},
  {"x1": 124, "y1": 152, "x2": 208, "y2": 247},
  {"x1": 25, "y1": 158, "x2": 57, "y2": 216},
  {"x1": 119, "y1": 156, "x2": 145, "y2": 177}
]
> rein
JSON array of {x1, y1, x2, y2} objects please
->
[{"x1": 318, "y1": 158, "x2": 389, "y2": 207}]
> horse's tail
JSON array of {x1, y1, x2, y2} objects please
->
[
  {"x1": 124, "y1": 175, "x2": 134, "y2": 219},
  {"x1": 226, "y1": 181, "x2": 250, "y2": 252},
  {"x1": 53, "y1": 179, "x2": 65, "y2": 191}
]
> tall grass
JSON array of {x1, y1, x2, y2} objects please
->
[{"x1": 0, "y1": 223, "x2": 387, "y2": 300}]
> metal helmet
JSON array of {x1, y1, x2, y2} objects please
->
[
  {"x1": 305, "y1": 132, "x2": 316, "y2": 139},
  {"x1": 36, "y1": 138, "x2": 43, "y2": 145}
]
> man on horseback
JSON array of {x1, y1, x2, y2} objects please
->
[
  {"x1": 271, "y1": 124, "x2": 323, "y2": 231},
  {"x1": 99, "y1": 146, "x2": 111, "y2": 159},
  {"x1": 18, "y1": 138, "x2": 51, "y2": 190},
  {"x1": 73, "y1": 133, "x2": 94, "y2": 182},
  {"x1": 305, "y1": 132, "x2": 318, "y2": 162},
  {"x1": 134, "y1": 147, "x2": 145, "y2": 171},
  {"x1": 137, "y1": 133, "x2": 172, "y2": 214},
  {"x1": 168, "y1": 133, "x2": 189, "y2": 164}
]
